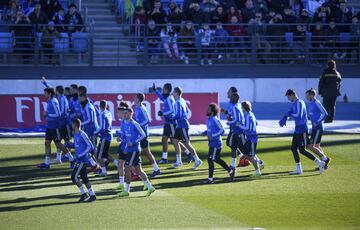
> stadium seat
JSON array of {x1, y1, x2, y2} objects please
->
[
  {"x1": 0, "y1": 32, "x2": 13, "y2": 53},
  {"x1": 54, "y1": 32, "x2": 69, "y2": 53},
  {"x1": 285, "y1": 32, "x2": 294, "y2": 47},
  {"x1": 71, "y1": 32, "x2": 88, "y2": 53}
]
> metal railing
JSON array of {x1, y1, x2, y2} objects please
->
[{"x1": 0, "y1": 23, "x2": 359, "y2": 66}]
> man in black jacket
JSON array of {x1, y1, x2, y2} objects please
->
[{"x1": 318, "y1": 60, "x2": 342, "y2": 123}]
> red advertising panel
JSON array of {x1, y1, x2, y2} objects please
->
[{"x1": 0, "y1": 93, "x2": 218, "y2": 130}]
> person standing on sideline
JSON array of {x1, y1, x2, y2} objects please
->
[{"x1": 318, "y1": 60, "x2": 342, "y2": 123}]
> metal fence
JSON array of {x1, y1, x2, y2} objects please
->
[{"x1": 0, "y1": 23, "x2": 359, "y2": 66}]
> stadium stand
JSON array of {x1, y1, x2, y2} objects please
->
[{"x1": 0, "y1": 0, "x2": 359, "y2": 66}]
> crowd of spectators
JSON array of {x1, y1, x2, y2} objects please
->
[{"x1": 131, "y1": 0, "x2": 360, "y2": 64}]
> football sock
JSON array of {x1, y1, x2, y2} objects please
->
[
  {"x1": 321, "y1": 156, "x2": 328, "y2": 161},
  {"x1": 88, "y1": 187, "x2": 95, "y2": 196},
  {"x1": 66, "y1": 152, "x2": 74, "y2": 161},
  {"x1": 184, "y1": 149, "x2": 190, "y2": 155},
  {"x1": 79, "y1": 185, "x2": 86, "y2": 194},
  {"x1": 230, "y1": 158, "x2": 236, "y2": 167},
  {"x1": 176, "y1": 154, "x2": 182, "y2": 164},
  {"x1": 193, "y1": 153, "x2": 201, "y2": 163},
  {"x1": 162, "y1": 152, "x2": 168, "y2": 159},
  {"x1": 119, "y1": 176, "x2": 124, "y2": 185},
  {"x1": 101, "y1": 167, "x2": 106, "y2": 173},
  {"x1": 296, "y1": 162, "x2": 302, "y2": 171},
  {"x1": 152, "y1": 163, "x2": 160, "y2": 171},
  {"x1": 208, "y1": 177, "x2": 213, "y2": 181},
  {"x1": 44, "y1": 156, "x2": 51, "y2": 165},
  {"x1": 254, "y1": 155, "x2": 260, "y2": 162},
  {"x1": 113, "y1": 159, "x2": 119, "y2": 166},
  {"x1": 255, "y1": 168, "x2": 261, "y2": 174},
  {"x1": 125, "y1": 183, "x2": 131, "y2": 193},
  {"x1": 145, "y1": 180, "x2": 153, "y2": 190},
  {"x1": 314, "y1": 158, "x2": 322, "y2": 166},
  {"x1": 56, "y1": 151, "x2": 62, "y2": 161}
]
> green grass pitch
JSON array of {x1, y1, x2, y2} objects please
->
[{"x1": 0, "y1": 134, "x2": 359, "y2": 230}]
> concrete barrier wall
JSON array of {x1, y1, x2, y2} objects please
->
[{"x1": 1, "y1": 78, "x2": 359, "y2": 102}]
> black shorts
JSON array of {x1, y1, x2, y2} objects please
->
[
  {"x1": 311, "y1": 129, "x2": 323, "y2": 145},
  {"x1": 59, "y1": 125, "x2": 70, "y2": 142},
  {"x1": 292, "y1": 133, "x2": 310, "y2": 148},
  {"x1": 71, "y1": 162, "x2": 89, "y2": 184},
  {"x1": 244, "y1": 141, "x2": 257, "y2": 157},
  {"x1": 97, "y1": 139, "x2": 111, "y2": 159},
  {"x1": 117, "y1": 144, "x2": 127, "y2": 161},
  {"x1": 45, "y1": 128, "x2": 61, "y2": 142},
  {"x1": 174, "y1": 128, "x2": 190, "y2": 143},
  {"x1": 125, "y1": 151, "x2": 141, "y2": 166},
  {"x1": 226, "y1": 132, "x2": 244, "y2": 149},
  {"x1": 163, "y1": 123, "x2": 176, "y2": 138},
  {"x1": 140, "y1": 137, "x2": 149, "y2": 149},
  {"x1": 208, "y1": 147, "x2": 222, "y2": 161}
]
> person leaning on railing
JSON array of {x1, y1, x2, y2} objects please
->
[
  {"x1": 160, "y1": 23, "x2": 180, "y2": 59},
  {"x1": 146, "y1": 20, "x2": 161, "y2": 64},
  {"x1": 12, "y1": 12, "x2": 34, "y2": 64},
  {"x1": 41, "y1": 21, "x2": 62, "y2": 65},
  {"x1": 179, "y1": 20, "x2": 196, "y2": 64}
]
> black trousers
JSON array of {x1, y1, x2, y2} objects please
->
[{"x1": 323, "y1": 96, "x2": 337, "y2": 121}]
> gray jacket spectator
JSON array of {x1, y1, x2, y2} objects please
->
[
  {"x1": 29, "y1": 3, "x2": 49, "y2": 30},
  {"x1": 64, "y1": 4, "x2": 84, "y2": 33},
  {"x1": 253, "y1": 0, "x2": 268, "y2": 16}
]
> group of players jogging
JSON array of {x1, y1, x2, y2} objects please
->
[{"x1": 38, "y1": 78, "x2": 331, "y2": 202}]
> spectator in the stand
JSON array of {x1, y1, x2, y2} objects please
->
[
  {"x1": 23, "y1": 0, "x2": 36, "y2": 16},
  {"x1": 13, "y1": 12, "x2": 33, "y2": 64},
  {"x1": 143, "y1": 0, "x2": 155, "y2": 15},
  {"x1": 247, "y1": 12, "x2": 271, "y2": 63},
  {"x1": 29, "y1": 3, "x2": 48, "y2": 31},
  {"x1": 179, "y1": 20, "x2": 196, "y2": 64},
  {"x1": 290, "y1": 0, "x2": 304, "y2": 18},
  {"x1": 226, "y1": 6, "x2": 241, "y2": 23},
  {"x1": 201, "y1": 0, "x2": 219, "y2": 23},
  {"x1": 148, "y1": 0, "x2": 166, "y2": 25},
  {"x1": 226, "y1": 15, "x2": 246, "y2": 51},
  {"x1": 187, "y1": 3, "x2": 204, "y2": 25},
  {"x1": 293, "y1": 24, "x2": 307, "y2": 59},
  {"x1": 282, "y1": 7, "x2": 297, "y2": 32},
  {"x1": 211, "y1": 5, "x2": 227, "y2": 24},
  {"x1": 219, "y1": 0, "x2": 235, "y2": 11},
  {"x1": 298, "y1": 9, "x2": 312, "y2": 24},
  {"x1": 234, "y1": 0, "x2": 246, "y2": 11},
  {"x1": 214, "y1": 22, "x2": 229, "y2": 60},
  {"x1": 350, "y1": 16, "x2": 360, "y2": 63},
  {"x1": 6, "y1": 0, "x2": 20, "y2": 23},
  {"x1": 41, "y1": 0, "x2": 63, "y2": 20},
  {"x1": 268, "y1": 13, "x2": 286, "y2": 59},
  {"x1": 332, "y1": 1, "x2": 352, "y2": 32},
  {"x1": 241, "y1": 0, "x2": 256, "y2": 23},
  {"x1": 326, "y1": 20, "x2": 341, "y2": 59},
  {"x1": 268, "y1": 0, "x2": 289, "y2": 14},
  {"x1": 167, "y1": 1, "x2": 185, "y2": 27},
  {"x1": 313, "y1": 6, "x2": 330, "y2": 24},
  {"x1": 160, "y1": 23, "x2": 180, "y2": 59},
  {"x1": 312, "y1": 21, "x2": 327, "y2": 62},
  {"x1": 42, "y1": 21, "x2": 62, "y2": 65},
  {"x1": 253, "y1": 0, "x2": 268, "y2": 16},
  {"x1": 264, "y1": 8, "x2": 276, "y2": 23},
  {"x1": 199, "y1": 23, "x2": 214, "y2": 65},
  {"x1": 52, "y1": 8, "x2": 66, "y2": 32},
  {"x1": 132, "y1": 6, "x2": 146, "y2": 41},
  {"x1": 322, "y1": 0, "x2": 339, "y2": 13},
  {"x1": 146, "y1": 20, "x2": 161, "y2": 64},
  {"x1": 64, "y1": 4, "x2": 84, "y2": 34},
  {"x1": 183, "y1": 0, "x2": 202, "y2": 17}
]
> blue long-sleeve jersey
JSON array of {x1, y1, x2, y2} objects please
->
[
  {"x1": 134, "y1": 105, "x2": 151, "y2": 137},
  {"x1": 205, "y1": 116, "x2": 224, "y2": 148},
  {"x1": 173, "y1": 97, "x2": 190, "y2": 129},
  {"x1": 94, "y1": 110, "x2": 113, "y2": 142},
  {"x1": 46, "y1": 97, "x2": 61, "y2": 129},
  {"x1": 286, "y1": 98, "x2": 308, "y2": 134},
  {"x1": 81, "y1": 101, "x2": 99, "y2": 136},
  {"x1": 58, "y1": 95, "x2": 69, "y2": 127},
  {"x1": 155, "y1": 90, "x2": 176, "y2": 124},
  {"x1": 241, "y1": 111, "x2": 258, "y2": 143},
  {"x1": 74, "y1": 130, "x2": 94, "y2": 163},
  {"x1": 307, "y1": 98, "x2": 328, "y2": 130},
  {"x1": 121, "y1": 119, "x2": 146, "y2": 153},
  {"x1": 226, "y1": 102, "x2": 244, "y2": 134},
  {"x1": 68, "y1": 97, "x2": 82, "y2": 123}
]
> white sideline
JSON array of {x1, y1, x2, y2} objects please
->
[{"x1": 1, "y1": 120, "x2": 359, "y2": 138}]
